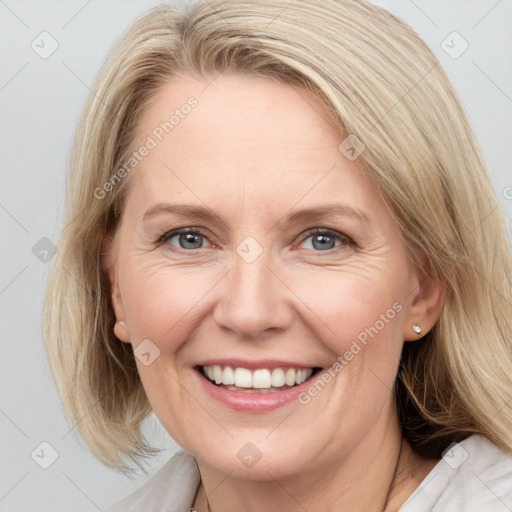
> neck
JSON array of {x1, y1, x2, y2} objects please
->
[{"x1": 193, "y1": 404, "x2": 437, "y2": 512}]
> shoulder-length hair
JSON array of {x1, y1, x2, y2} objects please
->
[{"x1": 43, "y1": 0, "x2": 512, "y2": 472}]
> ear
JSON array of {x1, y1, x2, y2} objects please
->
[
  {"x1": 101, "y1": 235, "x2": 131, "y2": 343},
  {"x1": 402, "y1": 260, "x2": 445, "y2": 342}
]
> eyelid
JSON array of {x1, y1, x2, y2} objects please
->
[{"x1": 297, "y1": 227, "x2": 353, "y2": 243}]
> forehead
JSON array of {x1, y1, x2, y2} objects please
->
[
  {"x1": 134, "y1": 72, "x2": 342, "y2": 158},
  {"x1": 125, "y1": 73, "x2": 384, "y2": 222}
]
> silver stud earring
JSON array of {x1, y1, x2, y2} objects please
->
[{"x1": 412, "y1": 324, "x2": 422, "y2": 335}]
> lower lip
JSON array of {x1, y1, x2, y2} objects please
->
[{"x1": 194, "y1": 368, "x2": 321, "y2": 414}]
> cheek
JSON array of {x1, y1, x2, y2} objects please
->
[
  {"x1": 119, "y1": 259, "x2": 209, "y2": 346},
  {"x1": 287, "y1": 266, "x2": 407, "y2": 400},
  {"x1": 118, "y1": 261, "x2": 207, "y2": 421},
  {"x1": 288, "y1": 265, "x2": 405, "y2": 349}
]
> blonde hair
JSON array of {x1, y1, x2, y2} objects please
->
[{"x1": 44, "y1": 0, "x2": 512, "y2": 472}]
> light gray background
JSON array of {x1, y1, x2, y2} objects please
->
[{"x1": 1, "y1": 0, "x2": 511, "y2": 510}]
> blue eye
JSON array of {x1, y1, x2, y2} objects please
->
[
  {"x1": 299, "y1": 229, "x2": 351, "y2": 251},
  {"x1": 159, "y1": 228, "x2": 208, "y2": 250},
  {"x1": 158, "y1": 227, "x2": 352, "y2": 252}
]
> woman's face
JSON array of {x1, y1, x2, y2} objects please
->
[{"x1": 107, "y1": 73, "x2": 437, "y2": 479}]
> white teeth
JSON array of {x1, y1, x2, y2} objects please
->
[
  {"x1": 271, "y1": 368, "x2": 285, "y2": 387},
  {"x1": 213, "y1": 365, "x2": 223, "y2": 385},
  {"x1": 285, "y1": 368, "x2": 296, "y2": 386},
  {"x1": 253, "y1": 369, "x2": 272, "y2": 388},
  {"x1": 201, "y1": 365, "x2": 315, "y2": 389},
  {"x1": 222, "y1": 366, "x2": 235, "y2": 385},
  {"x1": 296, "y1": 368, "x2": 313, "y2": 385},
  {"x1": 234, "y1": 368, "x2": 253, "y2": 388}
]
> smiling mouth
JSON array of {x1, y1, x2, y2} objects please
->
[{"x1": 196, "y1": 365, "x2": 322, "y2": 393}]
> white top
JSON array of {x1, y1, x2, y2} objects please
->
[{"x1": 107, "y1": 434, "x2": 512, "y2": 511}]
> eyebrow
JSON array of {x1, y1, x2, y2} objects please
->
[
  {"x1": 142, "y1": 203, "x2": 372, "y2": 229},
  {"x1": 285, "y1": 204, "x2": 372, "y2": 225},
  {"x1": 143, "y1": 203, "x2": 231, "y2": 232}
]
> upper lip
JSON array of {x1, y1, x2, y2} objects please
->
[{"x1": 195, "y1": 358, "x2": 322, "y2": 370}]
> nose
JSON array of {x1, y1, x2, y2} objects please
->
[{"x1": 213, "y1": 246, "x2": 293, "y2": 339}]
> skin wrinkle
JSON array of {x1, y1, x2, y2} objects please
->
[{"x1": 105, "y1": 73, "x2": 444, "y2": 512}]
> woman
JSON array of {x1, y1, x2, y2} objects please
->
[{"x1": 43, "y1": 0, "x2": 512, "y2": 510}]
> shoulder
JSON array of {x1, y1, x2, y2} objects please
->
[
  {"x1": 106, "y1": 450, "x2": 200, "y2": 512},
  {"x1": 400, "y1": 434, "x2": 512, "y2": 511}
]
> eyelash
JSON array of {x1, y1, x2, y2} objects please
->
[{"x1": 156, "y1": 227, "x2": 354, "y2": 253}]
